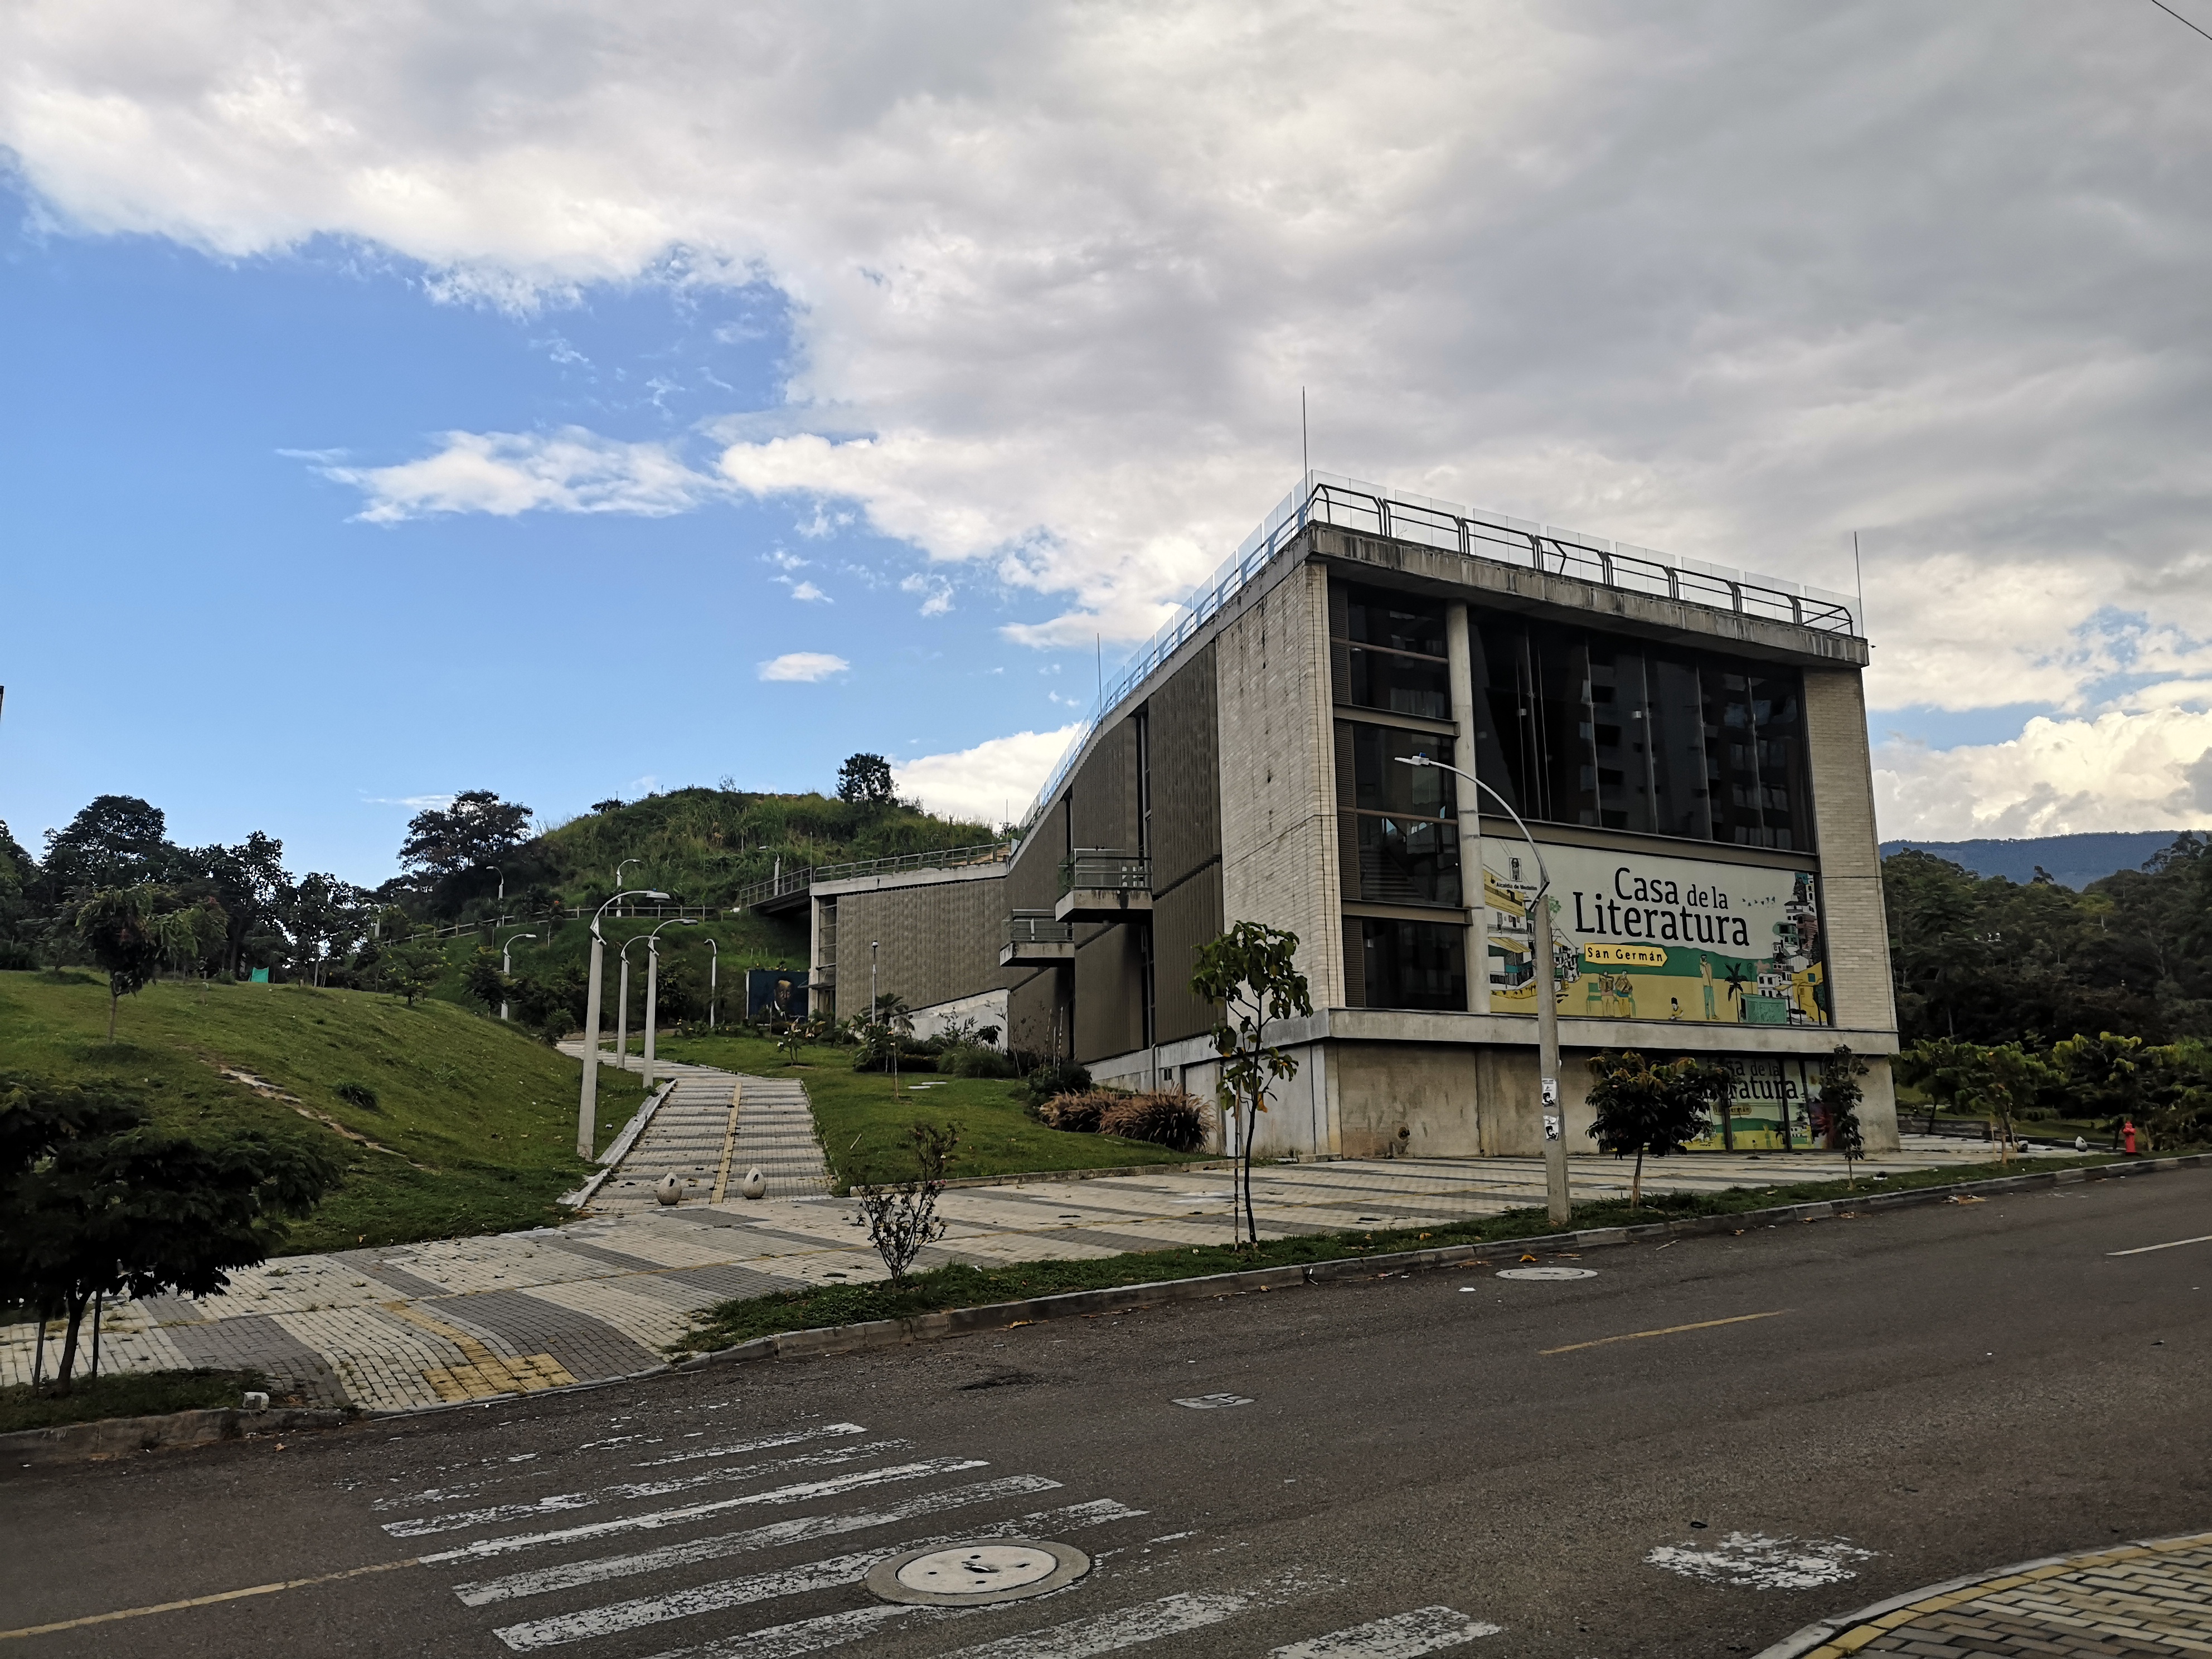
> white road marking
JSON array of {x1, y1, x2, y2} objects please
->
[
  {"x1": 2108, "y1": 1233, "x2": 2212, "y2": 1257},
  {"x1": 930, "y1": 1570, "x2": 1337, "y2": 1658},
  {"x1": 492, "y1": 1501, "x2": 1145, "y2": 1651},
  {"x1": 1270, "y1": 1606, "x2": 1502, "y2": 1657},
  {"x1": 1645, "y1": 1531, "x2": 1873, "y2": 1590},
  {"x1": 419, "y1": 1460, "x2": 991, "y2": 1563},
  {"x1": 636, "y1": 1602, "x2": 953, "y2": 1659},
  {"x1": 386, "y1": 1440, "x2": 915, "y2": 1536},
  {"x1": 1171, "y1": 1394, "x2": 1253, "y2": 1409},
  {"x1": 375, "y1": 1424, "x2": 864, "y2": 1510},
  {"x1": 453, "y1": 1475, "x2": 1065, "y2": 1605},
  {"x1": 629, "y1": 1424, "x2": 867, "y2": 1467}
]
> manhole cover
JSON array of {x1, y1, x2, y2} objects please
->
[
  {"x1": 1172, "y1": 1393, "x2": 1254, "y2": 1409},
  {"x1": 866, "y1": 1540, "x2": 1090, "y2": 1605},
  {"x1": 1496, "y1": 1266, "x2": 1598, "y2": 1280}
]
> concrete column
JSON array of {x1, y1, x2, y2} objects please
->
[{"x1": 1444, "y1": 600, "x2": 1485, "y2": 1016}]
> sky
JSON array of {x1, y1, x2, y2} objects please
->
[{"x1": 4, "y1": 0, "x2": 2212, "y2": 887}]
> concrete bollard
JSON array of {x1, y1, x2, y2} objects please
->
[
  {"x1": 740, "y1": 1167, "x2": 767, "y2": 1200},
  {"x1": 656, "y1": 1173, "x2": 683, "y2": 1206},
  {"x1": 242, "y1": 1391, "x2": 269, "y2": 1412}
]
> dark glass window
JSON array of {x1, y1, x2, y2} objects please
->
[
  {"x1": 1351, "y1": 724, "x2": 1456, "y2": 816},
  {"x1": 1344, "y1": 585, "x2": 1447, "y2": 657},
  {"x1": 1345, "y1": 647, "x2": 1451, "y2": 721},
  {"x1": 1354, "y1": 816, "x2": 1462, "y2": 906},
  {"x1": 1360, "y1": 918, "x2": 1467, "y2": 1011}
]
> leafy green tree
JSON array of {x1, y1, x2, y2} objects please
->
[
  {"x1": 461, "y1": 947, "x2": 510, "y2": 1012},
  {"x1": 1895, "y1": 1035, "x2": 1981, "y2": 1134},
  {"x1": 836, "y1": 754, "x2": 896, "y2": 807},
  {"x1": 1820, "y1": 1045, "x2": 1870, "y2": 1186},
  {"x1": 1191, "y1": 922, "x2": 1313, "y2": 1246},
  {"x1": 381, "y1": 932, "x2": 446, "y2": 1006},
  {"x1": 1584, "y1": 1051, "x2": 1729, "y2": 1207},
  {"x1": 2050, "y1": 1031, "x2": 2145, "y2": 1126},
  {"x1": 40, "y1": 795, "x2": 177, "y2": 898},
  {"x1": 72, "y1": 886, "x2": 168, "y2": 1039},
  {"x1": 284, "y1": 872, "x2": 370, "y2": 986},
  {"x1": 0, "y1": 1075, "x2": 342, "y2": 1389}
]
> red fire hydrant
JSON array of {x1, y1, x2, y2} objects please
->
[{"x1": 2123, "y1": 1119, "x2": 2138, "y2": 1156}]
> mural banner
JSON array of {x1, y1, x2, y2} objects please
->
[
  {"x1": 1485, "y1": 842, "x2": 1827, "y2": 1027},
  {"x1": 745, "y1": 967, "x2": 810, "y2": 1024}
]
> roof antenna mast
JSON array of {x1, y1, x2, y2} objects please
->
[{"x1": 1301, "y1": 386, "x2": 1309, "y2": 484}]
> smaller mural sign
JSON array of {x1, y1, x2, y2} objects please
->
[
  {"x1": 1683, "y1": 1054, "x2": 1834, "y2": 1152},
  {"x1": 745, "y1": 967, "x2": 809, "y2": 1024}
]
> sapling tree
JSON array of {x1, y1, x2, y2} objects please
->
[
  {"x1": 72, "y1": 886, "x2": 167, "y2": 1039},
  {"x1": 1584, "y1": 1050, "x2": 1730, "y2": 1208},
  {"x1": 1190, "y1": 922, "x2": 1312, "y2": 1247},
  {"x1": 1820, "y1": 1045, "x2": 1870, "y2": 1186},
  {"x1": 382, "y1": 931, "x2": 446, "y2": 1006},
  {"x1": 853, "y1": 1120, "x2": 961, "y2": 1286},
  {"x1": 0, "y1": 1074, "x2": 342, "y2": 1390}
]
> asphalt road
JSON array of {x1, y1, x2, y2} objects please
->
[{"x1": 4, "y1": 1168, "x2": 2209, "y2": 1659}]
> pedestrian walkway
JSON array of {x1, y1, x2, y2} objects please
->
[
  {"x1": 1760, "y1": 1530, "x2": 2212, "y2": 1657},
  {"x1": 0, "y1": 1122, "x2": 2069, "y2": 1415},
  {"x1": 584, "y1": 1060, "x2": 832, "y2": 1217}
]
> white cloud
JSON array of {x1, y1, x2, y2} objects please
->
[
  {"x1": 12, "y1": 1, "x2": 2212, "y2": 716},
  {"x1": 323, "y1": 428, "x2": 716, "y2": 521},
  {"x1": 787, "y1": 580, "x2": 830, "y2": 603},
  {"x1": 894, "y1": 725, "x2": 1083, "y2": 826},
  {"x1": 361, "y1": 792, "x2": 456, "y2": 809},
  {"x1": 756, "y1": 651, "x2": 848, "y2": 682},
  {"x1": 1875, "y1": 711, "x2": 2212, "y2": 840}
]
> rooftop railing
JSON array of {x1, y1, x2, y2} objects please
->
[
  {"x1": 732, "y1": 840, "x2": 1013, "y2": 910},
  {"x1": 1018, "y1": 472, "x2": 1863, "y2": 831}
]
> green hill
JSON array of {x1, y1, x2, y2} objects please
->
[{"x1": 0, "y1": 969, "x2": 605, "y2": 1254}]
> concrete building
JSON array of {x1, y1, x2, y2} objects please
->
[{"x1": 804, "y1": 474, "x2": 1901, "y2": 1157}]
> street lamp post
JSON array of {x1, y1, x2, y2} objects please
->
[
  {"x1": 498, "y1": 930, "x2": 536, "y2": 1021},
  {"x1": 1398, "y1": 754, "x2": 1570, "y2": 1224},
  {"x1": 578, "y1": 887, "x2": 668, "y2": 1159},
  {"x1": 617, "y1": 937, "x2": 643, "y2": 1073},
  {"x1": 704, "y1": 938, "x2": 719, "y2": 1030},
  {"x1": 642, "y1": 918, "x2": 700, "y2": 1088},
  {"x1": 614, "y1": 859, "x2": 642, "y2": 914}
]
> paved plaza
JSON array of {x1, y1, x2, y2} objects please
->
[
  {"x1": 1770, "y1": 1531, "x2": 2212, "y2": 1658},
  {"x1": 0, "y1": 1066, "x2": 2069, "y2": 1414}
]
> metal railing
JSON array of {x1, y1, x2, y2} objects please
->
[
  {"x1": 731, "y1": 840, "x2": 1013, "y2": 910},
  {"x1": 1058, "y1": 852, "x2": 1151, "y2": 897},
  {"x1": 1017, "y1": 471, "x2": 1864, "y2": 831},
  {"x1": 1008, "y1": 910, "x2": 1077, "y2": 945}
]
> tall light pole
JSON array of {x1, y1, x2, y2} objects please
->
[
  {"x1": 498, "y1": 930, "x2": 536, "y2": 1022},
  {"x1": 1398, "y1": 754, "x2": 1570, "y2": 1224},
  {"x1": 578, "y1": 887, "x2": 668, "y2": 1159},
  {"x1": 642, "y1": 917, "x2": 700, "y2": 1087},
  {"x1": 614, "y1": 858, "x2": 642, "y2": 914},
  {"x1": 870, "y1": 939, "x2": 879, "y2": 1029},
  {"x1": 704, "y1": 938, "x2": 720, "y2": 1030},
  {"x1": 617, "y1": 937, "x2": 643, "y2": 1073}
]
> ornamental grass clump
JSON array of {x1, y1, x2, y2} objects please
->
[{"x1": 1096, "y1": 1090, "x2": 1206, "y2": 1152}]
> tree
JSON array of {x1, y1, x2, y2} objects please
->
[
  {"x1": 1190, "y1": 922, "x2": 1313, "y2": 1246},
  {"x1": 1584, "y1": 1051, "x2": 1729, "y2": 1207},
  {"x1": 397, "y1": 790, "x2": 534, "y2": 882},
  {"x1": 180, "y1": 831, "x2": 289, "y2": 978},
  {"x1": 382, "y1": 932, "x2": 446, "y2": 1006},
  {"x1": 2050, "y1": 1031, "x2": 2146, "y2": 1126},
  {"x1": 853, "y1": 1119, "x2": 961, "y2": 1286},
  {"x1": 284, "y1": 872, "x2": 370, "y2": 987},
  {"x1": 41, "y1": 795, "x2": 176, "y2": 898},
  {"x1": 1820, "y1": 1045, "x2": 1870, "y2": 1187},
  {"x1": 836, "y1": 754, "x2": 896, "y2": 807},
  {"x1": 1895, "y1": 1036, "x2": 1981, "y2": 1134},
  {"x1": 0, "y1": 1075, "x2": 342, "y2": 1389},
  {"x1": 73, "y1": 886, "x2": 168, "y2": 1040},
  {"x1": 462, "y1": 947, "x2": 510, "y2": 1012}
]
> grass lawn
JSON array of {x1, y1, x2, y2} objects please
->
[
  {"x1": 654, "y1": 1031, "x2": 1212, "y2": 1189},
  {"x1": 0, "y1": 1368, "x2": 271, "y2": 1434},
  {"x1": 0, "y1": 969, "x2": 629, "y2": 1254},
  {"x1": 667, "y1": 1148, "x2": 2147, "y2": 1355}
]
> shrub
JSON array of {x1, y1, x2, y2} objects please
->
[
  {"x1": 1035, "y1": 1090, "x2": 1109, "y2": 1132},
  {"x1": 942, "y1": 1043, "x2": 1017, "y2": 1079},
  {"x1": 1097, "y1": 1090, "x2": 1206, "y2": 1152},
  {"x1": 1021, "y1": 1060, "x2": 1092, "y2": 1106},
  {"x1": 332, "y1": 1080, "x2": 379, "y2": 1112}
]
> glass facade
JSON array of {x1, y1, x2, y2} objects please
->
[{"x1": 1359, "y1": 918, "x2": 1467, "y2": 1012}]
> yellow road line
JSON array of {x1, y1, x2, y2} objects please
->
[
  {"x1": 2108, "y1": 1233, "x2": 2212, "y2": 1257},
  {"x1": 0, "y1": 1556, "x2": 421, "y2": 1641},
  {"x1": 1541, "y1": 1309, "x2": 1789, "y2": 1356}
]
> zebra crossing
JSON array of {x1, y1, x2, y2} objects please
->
[{"x1": 356, "y1": 1410, "x2": 1504, "y2": 1658}]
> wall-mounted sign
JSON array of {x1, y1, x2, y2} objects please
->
[
  {"x1": 1484, "y1": 842, "x2": 1827, "y2": 1027},
  {"x1": 745, "y1": 967, "x2": 809, "y2": 1023}
]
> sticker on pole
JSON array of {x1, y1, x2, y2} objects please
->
[
  {"x1": 1542, "y1": 1114, "x2": 1561, "y2": 1142},
  {"x1": 1496, "y1": 1266, "x2": 1597, "y2": 1280},
  {"x1": 1541, "y1": 1077, "x2": 1559, "y2": 1107}
]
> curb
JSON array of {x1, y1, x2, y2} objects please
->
[
  {"x1": 932, "y1": 1160, "x2": 1238, "y2": 1192},
  {"x1": 1749, "y1": 1527, "x2": 2212, "y2": 1658},
  {"x1": 670, "y1": 1151, "x2": 2210, "y2": 1372},
  {"x1": 1, "y1": 1406, "x2": 348, "y2": 1468}
]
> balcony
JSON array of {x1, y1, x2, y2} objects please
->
[
  {"x1": 1054, "y1": 851, "x2": 1152, "y2": 924},
  {"x1": 1001, "y1": 910, "x2": 1076, "y2": 967}
]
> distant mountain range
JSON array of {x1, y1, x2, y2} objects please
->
[{"x1": 1879, "y1": 831, "x2": 2196, "y2": 891}]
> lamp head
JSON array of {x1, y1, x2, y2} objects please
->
[
  {"x1": 1395, "y1": 754, "x2": 1432, "y2": 767},
  {"x1": 643, "y1": 889, "x2": 671, "y2": 900}
]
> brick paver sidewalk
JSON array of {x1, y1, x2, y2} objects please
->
[
  {"x1": 1762, "y1": 1532, "x2": 2212, "y2": 1657},
  {"x1": 0, "y1": 1100, "x2": 2070, "y2": 1417}
]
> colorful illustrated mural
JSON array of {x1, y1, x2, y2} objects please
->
[{"x1": 1485, "y1": 843, "x2": 1828, "y2": 1027}]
